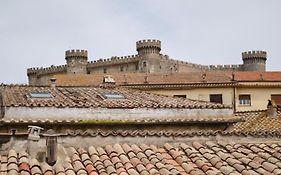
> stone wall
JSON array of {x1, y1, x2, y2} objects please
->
[{"x1": 27, "y1": 40, "x2": 267, "y2": 85}]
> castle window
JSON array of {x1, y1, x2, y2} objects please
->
[
  {"x1": 103, "y1": 68, "x2": 107, "y2": 73},
  {"x1": 239, "y1": 94, "x2": 251, "y2": 105},
  {"x1": 271, "y1": 94, "x2": 281, "y2": 106},
  {"x1": 210, "y1": 94, "x2": 223, "y2": 104},
  {"x1": 135, "y1": 64, "x2": 139, "y2": 70},
  {"x1": 143, "y1": 62, "x2": 147, "y2": 67},
  {"x1": 120, "y1": 66, "x2": 124, "y2": 72}
]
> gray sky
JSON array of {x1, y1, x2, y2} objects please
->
[{"x1": 1, "y1": 0, "x2": 281, "y2": 84}]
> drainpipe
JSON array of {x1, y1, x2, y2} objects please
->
[
  {"x1": 233, "y1": 86, "x2": 237, "y2": 112},
  {"x1": 0, "y1": 84, "x2": 4, "y2": 118}
]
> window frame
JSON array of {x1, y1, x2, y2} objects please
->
[
  {"x1": 209, "y1": 94, "x2": 223, "y2": 104},
  {"x1": 239, "y1": 94, "x2": 251, "y2": 106}
]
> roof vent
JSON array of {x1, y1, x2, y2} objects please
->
[
  {"x1": 28, "y1": 125, "x2": 44, "y2": 141},
  {"x1": 103, "y1": 75, "x2": 115, "y2": 84},
  {"x1": 50, "y1": 77, "x2": 56, "y2": 88}
]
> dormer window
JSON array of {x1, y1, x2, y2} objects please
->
[{"x1": 29, "y1": 92, "x2": 52, "y2": 98}]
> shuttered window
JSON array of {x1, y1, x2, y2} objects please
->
[
  {"x1": 271, "y1": 94, "x2": 281, "y2": 106},
  {"x1": 210, "y1": 94, "x2": 223, "y2": 104}
]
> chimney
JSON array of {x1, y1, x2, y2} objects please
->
[
  {"x1": 267, "y1": 100, "x2": 277, "y2": 117},
  {"x1": 202, "y1": 73, "x2": 206, "y2": 82},
  {"x1": 50, "y1": 78, "x2": 56, "y2": 88},
  {"x1": 102, "y1": 75, "x2": 116, "y2": 88},
  {"x1": 43, "y1": 129, "x2": 59, "y2": 166},
  {"x1": 27, "y1": 126, "x2": 44, "y2": 158}
]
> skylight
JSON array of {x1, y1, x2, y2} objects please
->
[
  {"x1": 100, "y1": 92, "x2": 125, "y2": 99},
  {"x1": 29, "y1": 92, "x2": 52, "y2": 98}
]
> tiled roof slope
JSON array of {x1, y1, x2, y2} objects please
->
[
  {"x1": 1, "y1": 85, "x2": 226, "y2": 109},
  {"x1": 227, "y1": 71, "x2": 281, "y2": 82},
  {"x1": 54, "y1": 71, "x2": 233, "y2": 86},
  {"x1": 54, "y1": 71, "x2": 281, "y2": 87},
  {"x1": 229, "y1": 110, "x2": 281, "y2": 133},
  {"x1": 2, "y1": 141, "x2": 281, "y2": 175}
]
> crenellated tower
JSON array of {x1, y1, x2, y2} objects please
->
[
  {"x1": 136, "y1": 39, "x2": 162, "y2": 73},
  {"x1": 242, "y1": 50, "x2": 267, "y2": 71},
  {"x1": 65, "y1": 49, "x2": 88, "y2": 74}
]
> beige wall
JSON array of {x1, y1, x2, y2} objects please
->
[
  {"x1": 147, "y1": 88, "x2": 234, "y2": 106},
  {"x1": 144, "y1": 86, "x2": 281, "y2": 112},
  {"x1": 235, "y1": 87, "x2": 281, "y2": 112}
]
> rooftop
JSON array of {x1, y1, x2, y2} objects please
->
[
  {"x1": 52, "y1": 71, "x2": 281, "y2": 88},
  {"x1": 1, "y1": 140, "x2": 281, "y2": 175},
  {"x1": 1, "y1": 85, "x2": 227, "y2": 109}
]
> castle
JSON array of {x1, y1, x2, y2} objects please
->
[{"x1": 27, "y1": 39, "x2": 267, "y2": 85}]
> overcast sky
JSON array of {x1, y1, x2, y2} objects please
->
[{"x1": 0, "y1": 0, "x2": 281, "y2": 84}]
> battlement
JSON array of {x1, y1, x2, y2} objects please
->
[
  {"x1": 88, "y1": 54, "x2": 140, "y2": 67},
  {"x1": 27, "y1": 65, "x2": 67, "y2": 75},
  {"x1": 65, "y1": 49, "x2": 88, "y2": 59},
  {"x1": 136, "y1": 39, "x2": 161, "y2": 51},
  {"x1": 242, "y1": 50, "x2": 267, "y2": 60}
]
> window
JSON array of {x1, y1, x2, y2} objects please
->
[
  {"x1": 29, "y1": 92, "x2": 52, "y2": 98},
  {"x1": 173, "y1": 95, "x2": 186, "y2": 98},
  {"x1": 239, "y1": 94, "x2": 251, "y2": 105},
  {"x1": 120, "y1": 66, "x2": 124, "y2": 72},
  {"x1": 271, "y1": 94, "x2": 281, "y2": 106},
  {"x1": 210, "y1": 94, "x2": 223, "y2": 104},
  {"x1": 100, "y1": 92, "x2": 125, "y2": 100},
  {"x1": 103, "y1": 68, "x2": 107, "y2": 73}
]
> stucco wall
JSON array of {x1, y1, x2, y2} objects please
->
[
  {"x1": 4, "y1": 107, "x2": 233, "y2": 120},
  {"x1": 236, "y1": 87, "x2": 281, "y2": 111},
  {"x1": 146, "y1": 88, "x2": 234, "y2": 106}
]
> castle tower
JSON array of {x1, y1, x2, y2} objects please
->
[
  {"x1": 136, "y1": 39, "x2": 162, "y2": 73},
  {"x1": 242, "y1": 50, "x2": 267, "y2": 71},
  {"x1": 65, "y1": 49, "x2": 88, "y2": 74}
]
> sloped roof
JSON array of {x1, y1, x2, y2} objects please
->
[
  {"x1": 1, "y1": 85, "x2": 227, "y2": 109},
  {"x1": 1, "y1": 141, "x2": 281, "y2": 175},
  {"x1": 229, "y1": 110, "x2": 281, "y2": 133},
  {"x1": 227, "y1": 72, "x2": 281, "y2": 82},
  {"x1": 54, "y1": 72, "x2": 233, "y2": 87}
]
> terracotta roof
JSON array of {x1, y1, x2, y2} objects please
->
[
  {"x1": 2, "y1": 141, "x2": 281, "y2": 175},
  {"x1": 226, "y1": 71, "x2": 281, "y2": 82},
  {"x1": 54, "y1": 71, "x2": 233, "y2": 86},
  {"x1": 53, "y1": 71, "x2": 281, "y2": 88},
  {"x1": 229, "y1": 110, "x2": 281, "y2": 133},
  {"x1": 1, "y1": 85, "x2": 227, "y2": 109}
]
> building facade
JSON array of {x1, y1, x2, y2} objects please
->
[{"x1": 27, "y1": 39, "x2": 267, "y2": 85}]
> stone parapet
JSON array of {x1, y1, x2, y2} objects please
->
[
  {"x1": 242, "y1": 50, "x2": 267, "y2": 60},
  {"x1": 136, "y1": 39, "x2": 161, "y2": 51},
  {"x1": 87, "y1": 55, "x2": 140, "y2": 67},
  {"x1": 65, "y1": 49, "x2": 88, "y2": 59},
  {"x1": 27, "y1": 65, "x2": 67, "y2": 76}
]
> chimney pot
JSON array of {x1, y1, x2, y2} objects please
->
[
  {"x1": 43, "y1": 129, "x2": 59, "y2": 166},
  {"x1": 50, "y1": 78, "x2": 56, "y2": 88}
]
